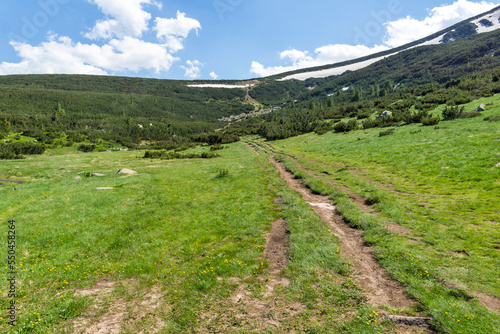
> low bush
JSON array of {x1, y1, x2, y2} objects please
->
[
  {"x1": 334, "y1": 119, "x2": 358, "y2": 133},
  {"x1": 0, "y1": 141, "x2": 46, "y2": 159},
  {"x1": 484, "y1": 116, "x2": 500, "y2": 121},
  {"x1": 421, "y1": 116, "x2": 440, "y2": 126},
  {"x1": 442, "y1": 105, "x2": 464, "y2": 120},
  {"x1": 210, "y1": 144, "x2": 227, "y2": 151},
  {"x1": 77, "y1": 144, "x2": 96, "y2": 152},
  {"x1": 379, "y1": 128, "x2": 395, "y2": 137},
  {"x1": 144, "y1": 150, "x2": 219, "y2": 160}
]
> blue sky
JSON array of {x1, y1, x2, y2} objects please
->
[{"x1": 0, "y1": 0, "x2": 499, "y2": 80}]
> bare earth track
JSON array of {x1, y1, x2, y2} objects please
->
[{"x1": 267, "y1": 155, "x2": 434, "y2": 332}]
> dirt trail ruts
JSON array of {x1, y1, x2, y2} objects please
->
[
  {"x1": 0, "y1": 179, "x2": 25, "y2": 185},
  {"x1": 264, "y1": 218, "x2": 288, "y2": 276},
  {"x1": 268, "y1": 155, "x2": 418, "y2": 310},
  {"x1": 286, "y1": 155, "x2": 381, "y2": 215},
  {"x1": 243, "y1": 142, "x2": 259, "y2": 155}
]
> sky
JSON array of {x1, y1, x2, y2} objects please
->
[{"x1": 0, "y1": 0, "x2": 499, "y2": 80}]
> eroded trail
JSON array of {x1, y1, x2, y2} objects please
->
[
  {"x1": 243, "y1": 142, "x2": 260, "y2": 155},
  {"x1": 268, "y1": 155, "x2": 418, "y2": 310}
]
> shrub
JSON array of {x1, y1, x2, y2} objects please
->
[
  {"x1": 379, "y1": 128, "x2": 395, "y2": 137},
  {"x1": 421, "y1": 116, "x2": 440, "y2": 126},
  {"x1": 334, "y1": 119, "x2": 358, "y2": 133},
  {"x1": 402, "y1": 110, "x2": 430, "y2": 124},
  {"x1": 144, "y1": 150, "x2": 219, "y2": 160},
  {"x1": 484, "y1": 116, "x2": 500, "y2": 122},
  {"x1": 313, "y1": 122, "x2": 333, "y2": 135},
  {"x1": 210, "y1": 144, "x2": 227, "y2": 151},
  {"x1": 0, "y1": 142, "x2": 45, "y2": 159},
  {"x1": 77, "y1": 144, "x2": 96, "y2": 152},
  {"x1": 442, "y1": 105, "x2": 464, "y2": 120}
]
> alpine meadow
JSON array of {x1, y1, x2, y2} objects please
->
[{"x1": 1, "y1": 3, "x2": 500, "y2": 334}]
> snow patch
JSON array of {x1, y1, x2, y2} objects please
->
[
  {"x1": 417, "y1": 34, "x2": 446, "y2": 47},
  {"x1": 277, "y1": 55, "x2": 392, "y2": 81},
  {"x1": 471, "y1": 8, "x2": 500, "y2": 34},
  {"x1": 187, "y1": 84, "x2": 254, "y2": 89}
]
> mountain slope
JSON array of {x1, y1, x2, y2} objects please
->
[{"x1": 271, "y1": 5, "x2": 500, "y2": 82}]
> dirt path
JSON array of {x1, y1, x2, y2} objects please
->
[
  {"x1": 268, "y1": 155, "x2": 418, "y2": 310},
  {"x1": 243, "y1": 142, "x2": 260, "y2": 155}
]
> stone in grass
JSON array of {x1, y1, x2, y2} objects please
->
[
  {"x1": 91, "y1": 173, "x2": 105, "y2": 177},
  {"x1": 476, "y1": 104, "x2": 486, "y2": 112},
  {"x1": 96, "y1": 187, "x2": 114, "y2": 190},
  {"x1": 74, "y1": 176, "x2": 81, "y2": 180},
  {"x1": 117, "y1": 168, "x2": 137, "y2": 175},
  {"x1": 496, "y1": 162, "x2": 500, "y2": 168}
]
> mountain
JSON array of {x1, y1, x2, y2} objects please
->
[
  {"x1": 272, "y1": 5, "x2": 500, "y2": 82},
  {"x1": 2, "y1": 6, "x2": 500, "y2": 148}
]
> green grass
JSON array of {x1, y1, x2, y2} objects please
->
[
  {"x1": 264, "y1": 94, "x2": 500, "y2": 333},
  {"x1": 0, "y1": 142, "x2": 396, "y2": 333}
]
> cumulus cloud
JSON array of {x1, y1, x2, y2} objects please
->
[
  {"x1": 384, "y1": 0, "x2": 497, "y2": 47},
  {"x1": 0, "y1": 35, "x2": 178, "y2": 75},
  {"x1": 251, "y1": 0, "x2": 498, "y2": 77},
  {"x1": 0, "y1": 1, "x2": 201, "y2": 76},
  {"x1": 155, "y1": 11, "x2": 202, "y2": 52},
  {"x1": 85, "y1": 0, "x2": 155, "y2": 39},
  {"x1": 182, "y1": 60, "x2": 203, "y2": 78},
  {"x1": 209, "y1": 71, "x2": 219, "y2": 80}
]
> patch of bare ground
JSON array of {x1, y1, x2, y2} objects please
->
[
  {"x1": 200, "y1": 276, "x2": 303, "y2": 333},
  {"x1": 72, "y1": 279, "x2": 166, "y2": 334},
  {"x1": 472, "y1": 292, "x2": 500, "y2": 313},
  {"x1": 436, "y1": 277, "x2": 500, "y2": 313},
  {"x1": 385, "y1": 223, "x2": 415, "y2": 237},
  {"x1": 347, "y1": 193, "x2": 381, "y2": 215},
  {"x1": 264, "y1": 218, "x2": 289, "y2": 276},
  {"x1": 243, "y1": 142, "x2": 260, "y2": 155},
  {"x1": 348, "y1": 168, "x2": 368, "y2": 176}
]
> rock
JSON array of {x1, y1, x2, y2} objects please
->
[
  {"x1": 96, "y1": 187, "x2": 114, "y2": 190},
  {"x1": 495, "y1": 162, "x2": 500, "y2": 168},
  {"x1": 74, "y1": 176, "x2": 81, "y2": 180},
  {"x1": 378, "y1": 110, "x2": 393, "y2": 118},
  {"x1": 91, "y1": 173, "x2": 105, "y2": 177},
  {"x1": 476, "y1": 104, "x2": 486, "y2": 112},
  {"x1": 117, "y1": 168, "x2": 137, "y2": 175}
]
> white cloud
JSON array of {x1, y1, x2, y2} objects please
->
[
  {"x1": 384, "y1": 0, "x2": 497, "y2": 47},
  {"x1": 182, "y1": 60, "x2": 203, "y2": 78},
  {"x1": 155, "y1": 11, "x2": 201, "y2": 52},
  {"x1": 209, "y1": 71, "x2": 219, "y2": 80},
  {"x1": 0, "y1": 35, "x2": 178, "y2": 75},
  {"x1": 0, "y1": 1, "x2": 201, "y2": 76},
  {"x1": 251, "y1": 0, "x2": 498, "y2": 77},
  {"x1": 85, "y1": 0, "x2": 154, "y2": 39}
]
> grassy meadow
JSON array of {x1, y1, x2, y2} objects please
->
[
  {"x1": 1, "y1": 141, "x2": 398, "y2": 333},
  {"x1": 0, "y1": 94, "x2": 499, "y2": 333},
  {"x1": 261, "y1": 94, "x2": 500, "y2": 333}
]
